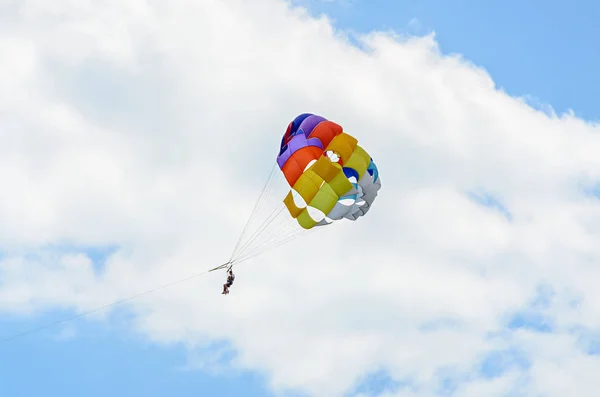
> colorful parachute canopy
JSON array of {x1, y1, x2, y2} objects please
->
[{"x1": 277, "y1": 113, "x2": 381, "y2": 229}]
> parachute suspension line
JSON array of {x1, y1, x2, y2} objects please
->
[
  {"x1": 230, "y1": 206, "x2": 307, "y2": 264},
  {"x1": 233, "y1": 196, "x2": 283, "y2": 255},
  {"x1": 231, "y1": 225, "x2": 312, "y2": 265},
  {"x1": 230, "y1": 205, "x2": 286, "y2": 262},
  {"x1": 229, "y1": 181, "x2": 282, "y2": 262},
  {"x1": 228, "y1": 162, "x2": 277, "y2": 260},
  {"x1": 230, "y1": 211, "x2": 314, "y2": 266},
  {"x1": 225, "y1": 157, "x2": 316, "y2": 267},
  {"x1": 236, "y1": 223, "x2": 319, "y2": 263},
  {"x1": 230, "y1": 186, "x2": 308, "y2": 264},
  {"x1": 228, "y1": 162, "x2": 279, "y2": 263},
  {"x1": 229, "y1": 162, "x2": 290, "y2": 261}
]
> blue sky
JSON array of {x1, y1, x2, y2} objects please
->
[
  {"x1": 296, "y1": 0, "x2": 600, "y2": 121},
  {"x1": 1, "y1": 1, "x2": 599, "y2": 396},
  {"x1": 0, "y1": 312, "x2": 270, "y2": 397}
]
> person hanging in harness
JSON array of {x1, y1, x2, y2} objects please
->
[{"x1": 222, "y1": 269, "x2": 235, "y2": 295}]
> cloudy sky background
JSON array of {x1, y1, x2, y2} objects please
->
[{"x1": 2, "y1": 0, "x2": 600, "y2": 396}]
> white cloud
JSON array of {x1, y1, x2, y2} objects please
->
[{"x1": 1, "y1": 0, "x2": 600, "y2": 396}]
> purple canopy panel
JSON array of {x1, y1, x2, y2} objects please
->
[{"x1": 298, "y1": 115, "x2": 327, "y2": 137}]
